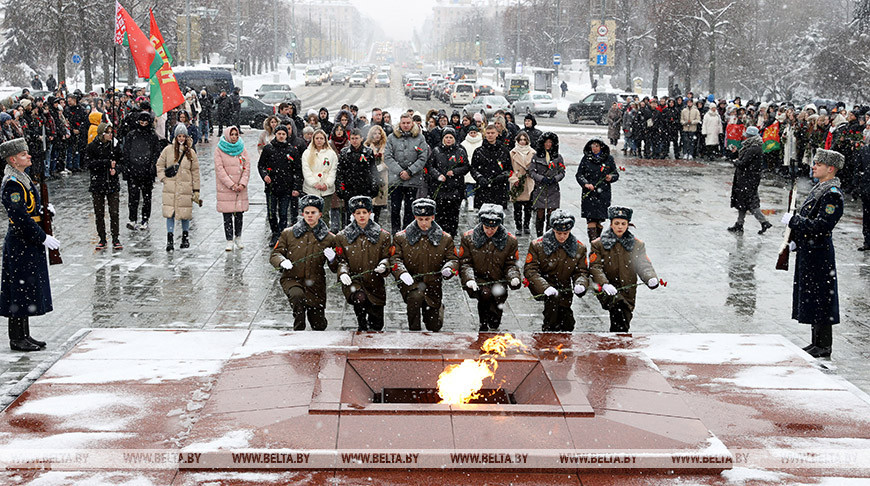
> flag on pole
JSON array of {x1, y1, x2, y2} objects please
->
[
  {"x1": 147, "y1": 11, "x2": 184, "y2": 116},
  {"x1": 114, "y1": 1, "x2": 155, "y2": 78},
  {"x1": 148, "y1": 9, "x2": 173, "y2": 66}
]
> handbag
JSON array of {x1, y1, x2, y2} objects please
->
[{"x1": 164, "y1": 146, "x2": 189, "y2": 178}]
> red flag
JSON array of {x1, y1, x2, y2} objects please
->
[
  {"x1": 146, "y1": 11, "x2": 184, "y2": 116},
  {"x1": 148, "y1": 9, "x2": 173, "y2": 65},
  {"x1": 115, "y1": 2, "x2": 156, "y2": 78}
]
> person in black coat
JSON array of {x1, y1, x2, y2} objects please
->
[
  {"x1": 575, "y1": 138, "x2": 619, "y2": 243},
  {"x1": 318, "y1": 107, "x2": 334, "y2": 136},
  {"x1": 0, "y1": 138, "x2": 59, "y2": 351},
  {"x1": 85, "y1": 123, "x2": 123, "y2": 249},
  {"x1": 523, "y1": 114, "x2": 543, "y2": 148},
  {"x1": 215, "y1": 90, "x2": 233, "y2": 135},
  {"x1": 45, "y1": 74, "x2": 57, "y2": 93},
  {"x1": 471, "y1": 125, "x2": 511, "y2": 210},
  {"x1": 857, "y1": 144, "x2": 870, "y2": 251},
  {"x1": 259, "y1": 125, "x2": 302, "y2": 246},
  {"x1": 63, "y1": 94, "x2": 88, "y2": 171},
  {"x1": 782, "y1": 149, "x2": 845, "y2": 358},
  {"x1": 727, "y1": 127, "x2": 772, "y2": 234},
  {"x1": 336, "y1": 129, "x2": 379, "y2": 227},
  {"x1": 197, "y1": 89, "x2": 213, "y2": 142},
  {"x1": 426, "y1": 127, "x2": 471, "y2": 237},
  {"x1": 121, "y1": 112, "x2": 163, "y2": 230}
]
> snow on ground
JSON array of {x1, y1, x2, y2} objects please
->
[
  {"x1": 0, "y1": 431, "x2": 134, "y2": 450},
  {"x1": 178, "y1": 471, "x2": 326, "y2": 485},
  {"x1": 41, "y1": 359, "x2": 224, "y2": 385},
  {"x1": 12, "y1": 392, "x2": 144, "y2": 431},
  {"x1": 184, "y1": 430, "x2": 253, "y2": 451},
  {"x1": 711, "y1": 366, "x2": 845, "y2": 390},
  {"x1": 636, "y1": 334, "x2": 801, "y2": 365},
  {"x1": 67, "y1": 329, "x2": 248, "y2": 361},
  {"x1": 720, "y1": 467, "x2": 793, "y2": 484},
  {"x1": 22, "y1": 471, "x2": 165, "y2": 486}
]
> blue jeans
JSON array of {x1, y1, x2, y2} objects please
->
[
  {"x1": 681, "y1": 132, "x2": 697, "y2": 157},
  {"x1": 266, "y1": 191, "x2": 295, "y2": 237},
  {"x1": 199, "y1": 119, "x2": 210, "y2": 141},
  {"x1": 166, "y1": 218, "x2": 190, "y2": 234},
  {"x1": 44, "y1": 144, "x2": 53, "y2": 177},
  {"x1": 66, "y1": 144, "x2": 81, "y2": 170}
]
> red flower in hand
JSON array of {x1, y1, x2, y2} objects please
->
[
  {"x1": 317, "y1": 173, "x2": 322, "y2": 178},
  {"x1": 619, "y1": 166, "x2": 626, "y2": 171},
  {"x1": 522, "y1": 277, "x2": 530, "y2": 288},
  {"x1": 336, "y1": 246, "x2": 344, "y2": 256},
  {"x1": 392, "y1": 263, "x2": 399, "y2": 272},
  {"x1": 659, "y1": 279, "x2": 668, "y2": 287}
]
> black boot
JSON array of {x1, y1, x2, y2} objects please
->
[
  {"x1": 758, "y1": 221, "x2": 773, "y2": 234},
  {"x1": 22, "y1": 318, "x2": 46, "y2": 348},
  {"x1": 727, "y1": 223, "x2": 744, "y2": 233},
  {"x1": 9, "y1": 317, "x2": 40, "y2": 352},
  {"x1": 166, "y1": 232, "x2": 174, "y2": 252},
  {"x1": 180, "y1": 231, "x2": 190, "y2": 249},
  {"x1": 802, "y1": 325, "x2": 818, "y2": 351},
  {"x1": 807, "y1": 324, "x2": 832, "y2": 358}
]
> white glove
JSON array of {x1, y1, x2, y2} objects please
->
[
  {"x1": 340, "y1": 274, "x2": 352, "y2": 286},
  {"x1": 573, "y1": 284, "x2": 586, "y2": 296},
  {"x1": 323, "y1": 247, "x2": 336, "y2": 262},
  {"x1": 374, "y1": 263, "x2": 388, "y2": 274},
  {"x1": 789, "y1": 241, "x2": 797, "y2": 252},
  {"x1": 466, "y1": 280, "x2": 479, "y2": 292},
  {"x1": 780, "y1": 212, "x2": 793, "y2": 226},
  {"x1": 602, "y1": 284, "x2": 618, "y2": 296},
  {"x1": 441, "y1": 267, "x2": 453, "y2": 279},
  {"x1": 399, "y1": 272, "x2": 414, "y2": 286},
  {"x1": 510, "y1": 277, "x2": 520, "y2": 288},
  {"x1": 43, "y1": 235, "x2": 60, "y2": 250},
  {"x1": 647, "y1": 278, "x2": 659, "y2": 289},
  {"x1": 544, "y1": 287, "x2": 558, "y2": 297},
  {"x1": 280, "y1": 259, "x2": 293, "y2": 270},
  {"x1": 47, "y1": 203, "x2": 56, "y2": 217}
]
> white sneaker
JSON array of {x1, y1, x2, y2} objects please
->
[
  {"x1": 234, "y1": 237, "x2": 244, "y2": 249},
  {"x1": 139, "y1": 221, "x2": 149, "y2": 230},
  {"x1": 225, "y1": 240, "x2": 234, "y2": 252}
]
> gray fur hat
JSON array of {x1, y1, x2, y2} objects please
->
[
  {"x1": 478, "y1": 203, "x2": 504, "y2": 226},
  {"x1": 814, "y1": 149, "x2": 845, "y2": 170},
  {"x1": 412, "y1": 198, "x2": 437, "y2": 217},
  {"x1": 0, "y1": 138, "x2": 28, "y2": 160},
  {"x1": 348, "y1": 195, "x2": 373, "y2": 213},
  {"x1": 549, "y1": 209, "x2": 575, "y2": 232},
  {"x1": 300, "y1": 194, "x2": 325, "y2": 212},
  {"x1": 608, "y1": 206, "x2": 633, "y2": 221}
]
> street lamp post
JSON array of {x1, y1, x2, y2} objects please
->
[
  {"x1": 235, "y1": 0, "x2": 241, "y2": 73},
  {"x1": 515, "y1": 0, "x2": 520, "y2": 73},
  {"x1": 186, "y1": 0, "x2": 192, "y2": 65}
]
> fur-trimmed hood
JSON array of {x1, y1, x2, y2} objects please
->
[
  {"x1": 542, "y1": 230, "x2": 579, "y2": 257},
  {"x1": 583, "y1": 138, "x2": 611, "y2": 158},
  {"x1": 404, "y1": 220, "x2": 444, "y2": 246},
  {"x1": 472, "y1": 224, "x2": 508, "y2": 251},
  {"x1": 600, "y1": 228, "x2": 635, "y2": 251},
  {"x1": 535, "y1": 131, "x2": 559, "y2": 158},
  {"x1": 291, "y1": 219, "x2": 331, "y2": 241},
  {"x1": 391, "y1": 121, "x2": 422, "y2": 139},
  {"x1": 343, "y1": 220, "x2": 383, "y2": 245}
]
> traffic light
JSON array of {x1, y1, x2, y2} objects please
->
[
  {"x1": 495, "y1": 53, "x2": 501, "y2": 64},
  {"x1": 291, "y1": 36, "x2": 297, "y2": 49},
  {"x1": 475, "y1": 35, "x2": 480, "y2": 46}
]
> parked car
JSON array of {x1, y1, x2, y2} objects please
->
[
  {"x1": 463, "y1": 95, "x2": 511, "y2": 118},
  {"x1": 450, "y1": 83, "x2": 475, "y2": 106},
  {"x1": 348, "y1": 73, "x2": 367, "y2": 88},
  {"x1": 259, "y1": 90, "x2": 302, "y2": 113},
  {"x1": 566, "y1": 92, "x2": 633, "y2": 124},
  {"x1": 475, "y1": 85, "x2": 496, "y2": 97},
  {"x1": 255, "y1": 84, "x2": 292, "y2": 99},
  {"x1": 239, "y1": 96, "x2": 272, "y2": 128},
  {"x1": 375, "y1": 73, "x2": 391, "y2": 88},
  {"x1": 512, "y1": 92, "x2": 558, "y2": 117},
  {"x1": 409, "y1": 81, "x2": 431, "y2": 100}
]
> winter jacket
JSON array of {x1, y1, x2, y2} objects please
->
[
  {"x1": 458, "y1": 225, "x2": 522, "y2": 302},
  {"x1": 426, "y1": 143, "x2": 471, "y2": 201},
  {"x1": 86, "y1": 112, "x2": 104, "y2": 144},
  {"x1": 334, "y1": 221, "x2": 392, "y2": 306},
  {"x1": 336, "y1": 144, "x2": 379, "y2": 201},
  {"x1": 523, "y1": 231, "x2": 590, "y2": 308},
  {"x1": 301, "y1": 146, "x2": 338, "y2": 196},
  {"x1": 730, "y1": 135, "x2": 763, "y2": 211},
  {"x1": 270, "y1": 220, "x2": 337, "y2": 307},
  {"x1": 121, "y1": 123, "x2": 162, "y2": 182},
  {"x1": 681, "y1": 106, "x2": 701, "y2": 133},
  {"x1": 84, "y1": 138, "x2": 122, "y2": 194},
  {"x1": 259, "y1": 139, "x2": 302, "y2": 196},
  {"x1": 390, "y1": 221, "x2": 460, "y2": 308},
  {"x1": 575, "y1": 139, "x2": 619, "y2": 220},
  {"x1": 471, "y1": 139, "x2": 511, "y2": 208},
  {"x1": 213, "y1": 127, "x2": 251, "y2": 213},
  {"x1": 460, "y1": 132, "x2": 483, "y2": 184},
  {"x1": 528, "y1": 134, "x2": 565, "y2": 209},
  {"x1": 701, "y1": 111, "x2": 722, "y2": 146},
  {"x1": 157, "y1": 139, "x2": 200, "y2": 220},
  {"x1": 589, "y1": 229, "x2": 658, "y2": 313},
  {"x1": 384, "y1": 123, "x2": 429, "y2": 189},
  {"x1": 366, "y1": 143, "x2": 389, "y2": 206},
  {"x1": 509, "y1": 144, "x2": 535, "y2": 202}
]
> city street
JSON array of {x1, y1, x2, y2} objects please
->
[{"x1": 1, "y1": 79, "x2": 869, "y2": 409}]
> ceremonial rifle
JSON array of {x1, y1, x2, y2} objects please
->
[{"x1": 775, "y1": 180, "x2": 798, "y2": 271}]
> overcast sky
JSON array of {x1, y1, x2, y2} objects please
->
[{"x1": 350, "y1": 0, "x2": 436, "y2": 40}]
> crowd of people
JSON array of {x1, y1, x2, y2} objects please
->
[{"x1": 0, "y1": 81, "x2": 861, "y2": 360}]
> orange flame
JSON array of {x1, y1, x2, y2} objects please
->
[{"x1": 436, "y1": 334, "x2": 526, "y2": 404}]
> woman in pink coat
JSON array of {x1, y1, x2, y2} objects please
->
[{"x1": 214, "y1": 126, "x2": 251, "y2": 251}]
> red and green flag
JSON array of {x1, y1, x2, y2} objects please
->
[
  {"x1": 114, "y1": 1, "x2": 155, "y2": 78},
  {"x1": 147, "y1": 10, "x2": 184, "y2": 116}
]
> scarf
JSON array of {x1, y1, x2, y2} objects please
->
[
  {"x1": 219, "y1": 135, "x2": 245, "y2": 157},
  {"x1": 291, "y1": 219, "x2": 330, "y2": 241},
  {"x1": 600, "y1": 228, "x2": 635, "y2": 252},
  {"x1": 3, "y1": 164, "x2": 32, "y2": 188}
]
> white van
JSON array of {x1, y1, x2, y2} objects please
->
[{"x1": 450, "y1": 83, "x2": 476, "y2": 106}]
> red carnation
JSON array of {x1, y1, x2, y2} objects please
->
[
  {"x1": 392, "y1": 263, "x2": 399, "y2": 272},
  {"x1": 659, "y1": 278, "x2": 668, "y2": 287},
  {"x1": 317, "y1": 173, "x2": 322, "y2": 177},
  {"x1": 336, "y1": 247, "x2": 344, "y2": 256},
  {"x1": 619, "y1": 166, "x2": 626, "y2": 171},
  {"x1": 522, "y1": 277, "x2": 530, "y2": 287}
]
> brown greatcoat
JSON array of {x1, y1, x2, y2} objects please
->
[
  {"x1": 334, "y1": 221, "x2": 392, "y2": 306},
  {"x1": 157, "y1": 140, "x2": 200, "y2": 220},
  {"x1": 523, "y1": 231, "x2": 590, "y2": 308},
  {"x1": 458, "y1": 225, "x2": 522, "y2": 300},
  {"x1": 269, "y1": 219, "x2": 337, "y2": 307},
  {"x1": 390, "y1": 221, "x2": 459, "y2": 308},
  {"x1": 588, "y1": 229, "x2": 657, "y2": 312}
]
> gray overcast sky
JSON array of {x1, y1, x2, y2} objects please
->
[{"x1": 350, "y1": 0, "x2": 436, "y2": 40}]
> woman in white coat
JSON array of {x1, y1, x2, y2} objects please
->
[
  {"x1": 301, "y1": 129, "x2": 339, "y2": 227},
  {"x1": 701, "y1": 105, "x2": 722, "y2": 160}
]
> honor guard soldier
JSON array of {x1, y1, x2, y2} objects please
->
[
  {"x1": 0, "y1": 138, "x2": 60, "y2": 351},
  {"x1": 270, "y1": 195, "x2": 338, "y2": 330},
  {"x1": 458, "y1": 204, "x2": 522, "y2": 331},
  {"x1": 588, "y1": 206, "x2": 659, "y2": 332},
  {"x1": 781, "y1": 149, "x2": 845, "y2": 358},
  {"x1": 335, "y1": 196, "x2": 392, "y2": 331},
  {"x1": 390, "y1": 198, "x2": 459, "y2": 331},
  {"x1": 523, "y1": 209, "x2": 590, "y2": 332}
]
